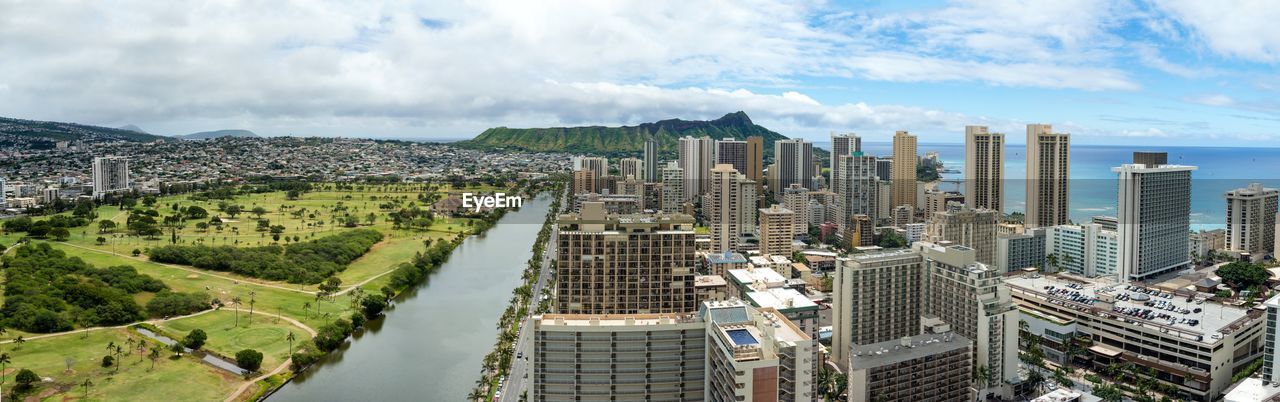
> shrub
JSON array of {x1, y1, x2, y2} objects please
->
[
  {"x1": 184, "y1": 329, "x2": 208, "y2": 350},
  {"x1": 235, "y1": 349, "x2": 264, "y2": 372}
]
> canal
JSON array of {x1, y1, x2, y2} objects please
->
[{"x1": 269, "y1": 194, "x2": 551, "y2": 401}]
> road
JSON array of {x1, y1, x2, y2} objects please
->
[{"x1": 499, "y1": 190, "x2": 562, "y2": 402}]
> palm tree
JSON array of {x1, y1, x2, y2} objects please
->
[
  {"x1": 1044, "y1": 253, "x2": 1058, "y2": 271},
  {"x1": 248, "y1": 291, "x2": 257, "y2": 324},
  {"x1": 286, "y1": 332, "x2": 297, "y2": 356},
  {"x1": 82, "y1": 378, "x2": 94, "y2": 398},
  {"x1": 12, "y1": 335, "x2": 25, "y2": 348},
  {"x1": 302, "y1": 302, "x2": 312, "y2": 319},
  {"x1": 113, "y1": 344, "x2": 125, "y2": 373},
  {"x1": 125, "y1": 337, "x2": 136, "y2": 356},
  {"x1": 975, "y1": 364, "x2": 991, "y2": 391},
  {"x1": 148, "y1": 346, "x2": 162, "y2": 370},
  {"x1": 0, "y1": 352, "x2": 10, "y2": 385},
  {"x1": 467, "y1": 388, "x2": 485, "y2": 401},
  {"x1": 232, "y1": 296, "x2": 243, "y2": 327},
  {"x1": 137, "y1": 341, "x2": 146, "y2": 362}
]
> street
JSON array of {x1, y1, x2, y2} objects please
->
[{"x1": 498, "y1": 191, "x2": 562, "y2": 402}]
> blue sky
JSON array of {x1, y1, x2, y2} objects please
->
[{"x1": 1, "y1": 0, "x2": 1278, "y2": 145}]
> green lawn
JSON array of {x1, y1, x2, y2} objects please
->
[
  {"x1": 158, "y1": 310, "x2": 311, "y2": 371},
  {"x1": 0, "y1": 327, "x2": 238, "y2": 402}
]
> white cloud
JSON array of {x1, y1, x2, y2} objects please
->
[
  {"x1": 1185, "y1": 94, "x2": 1236, "y2": 107},
  {"x1": 1153, "y1": 0, "x2": 1280, "y2": 63}
]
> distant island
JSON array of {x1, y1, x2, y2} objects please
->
[{"x1": 457, "y1": 111, "x2": 797, "y2": 157}]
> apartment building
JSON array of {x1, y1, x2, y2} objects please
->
[
  {"x1": 890, "y1": 131, "x2": 917, "y2": 211},
  {"x1": 707, "y1": 164, "x2": 758, "y2": 253},
  {"x1": 773, "y1": 139, "x2": 815, "y2": 195},
  {"x1": 833, "y1": 152, "x2": 878, "y2": 240},
  {"x1": 994, "y1": 227, "x2": 1045, "y2": 273},
  {"x1": 703, "y1": 300, "x2": 815, "y2": 402},
  {"x1": 555, "y1": 203, "x2": 697, "y2": 314},
  {"x1": 92, "y1": 156, "x2": 130, "y2": 198},
  {"x1": 830, "y1": 249, "x2": 925, "y2": 364},
  {"x1": 829, "y1": 132, "x2": 862, "y2": 190},
  {"x1": 661, "y1": 161, "x2": 685, "y2": 213},
  {"x1": 1025, "y1": 124, "x2": 1070, "y2": 228},
  {"x1": 1114, "y1": 152, "x2": 1196, "y2": 281},
  {"x1": 964, "y1": 125, "x2": 1004, "y2": 213},
  {"x1": 1045, "y1": 223, "x2": 1118, "y2": 277},
  {"x1": 1225, "y1": 183, "x2": 1278, "y2": 259},
  {"x1": 679, "y1": 136, "x2": 714, "y2": 201},
  {"x1": 928, "y1": 205, "x2": 998, "y2": 265},
  {"x1": 782, "y1": 184, "x2": 811, "y2": 236},
  {"x1": 759, "y1": 204, "x2": 796, "y2": 257},
  {"x1": 847, "y1": 331, "x2": 973, "y2": 402}
]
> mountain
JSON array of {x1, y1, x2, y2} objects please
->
[
  {"x1": 118, "y1": 124, "x2": 148, "y2": 134},
  {"x1": 459, "y1": 112, "x2": 794, "y2": 157},
  {"x1": 177, "y1": 129, "x2": 259, "y2": 140},
  {"x1": 0, "y1": 116, "x2": 170, "y2": 148}
]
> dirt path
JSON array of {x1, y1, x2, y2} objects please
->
[{"x1": 221, "y1": 313, "x2": 317, "y2": 402}]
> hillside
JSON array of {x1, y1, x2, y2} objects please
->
[
  {"x1": 0, "y1": 116, "x2": 170, "y2": 148},
  {"x1": 177, "y1": 129, "x2": 259, "y2": 140},
  {"x1": 459, "y1": 112, "x2": 792, "y2": 157}
]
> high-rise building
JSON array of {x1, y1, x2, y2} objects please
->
[
  {"x1": 772, "y1": 139, "x2": 814, "y2": 195},
  {"x1": 833, "y1": 152, "x2": 878, "y2": 241},
  {"x1": 875, "y1": 158, "x2": 892, "y2": 182},
  {"x1": 1263, "y1": 294, "x2": 1280, "y2": 387},
  {"x1": 964, "y1": 125, "x2": 1004, "y2": 213},
  {"x1": 892, "y1": 205, "x2": 912, "y2": 228},
  {"x1": 845, "y1": 214, "x2": 874, "y2": 248},
  {"x1": 916, "y1": 242, "x2": 1020, "y2": 399},
  {"x1": 660, "y1": 162, "x2": 685, "y2": 213},
  {"x1": 928, "y1": 205, "x2": 998, "y2": 265},
  {"x1": 1114, "y1": 152, "x2": 1196, "y2": 281},
  {"x1": 758, "y1": 204, "x2": 795, "y2": 257},
  {"x1": 572, "y1": 156, "x2": 609, "y2": 190},
  {"x1": 924, "y1": 190, "x2": 964, "y2": 221},
  {"x1": 530, "y1": 312, "x2": 706, "y2": 401},
  {"x1": 891, "y1": 131, "x2": 917, "y2": 211},
  {"x1": 555, "y1": 203, "x2": 697, "y2": 314},
  {"x1": 876, "y1": 181, "x2": 892, "y2": 219},
  {"x1": 571, "y1": 169, "x2": 596, "y2": 194},
  {"x1": 707, "y1": 164, "x2": 757, "y2": 253},
  {"x1": 745, "y1": 136, "x2": 764, "y2": 184},
  {"x1": 619, "y1": 157, "x2": 644, "y2": 182},
  {"x1": 92, "y1": 156, "x2": 130, "y2": 198},
  {"x1": 1044, "y1": 223, "x2": 1118, "y2": 277},
  {"x1": 1225, "y1": 183, "x2": 1278, "y2": 258},
  {"x1": 678, "y1": 136, "x2": 714, "y2": 201},
  {"x1": 0, "y1": 176, "x2": 6, "y2": 207},
  {"x1": 830, "y1": 132, "x2": 862, "y2": 190},
  {"x1": 1025, "y1": 124, "x2": 1070, "y2": 227},
  {"x1": 831, "y1": 250, "x2": 924, "y2": 364},
  {"x1": 714, "y1": 138, "x2": 748, "y2": 178},
  {"x1": 644, "y1": 136, "x2": 659, "y2": 183},
  {"x1": 782, "y1": 184, "x2": 810, "y2": 236},
  {"x1": 847, "y1": 331, "x2": 972, "y2": 402},
  {"x1": 702, "y1": 300, "x2": 815, "y2": 402}
]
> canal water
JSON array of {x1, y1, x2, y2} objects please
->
[{"x1": 268, "y1": 194, "x2": 551, "y2": 401}]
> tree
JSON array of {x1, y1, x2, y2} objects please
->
[
  {"x1": 132, "y1": 248, "x2": 142, "y2": 257},
  {"x1": 50, "y1": 227, "x2": 71, "y2": 241},
  {"x1": 286, "y1": 332, "x2": 297, "y2": 356},
  {"x1": 0, "y1": 353, "x2": 9, "y2": 385},
  {"x1": 232, "y1": 296, "x2": 243, "y2": 327},
  {"x1": 98, "y1": 219, "x2": 117, "y2": 233},
  {"x1": 148, "y1": 346, "x2": 161, "y2": 370},
  {"x1": 975, "y1": 365, "x2": 990, "y2": 390},
  {"x1": 236, "y1": 349, "x2": 264, "y2": 372},
  {"x1": 14, "y1": 368, "x2": 38, "y2": 392},
  {"x1": 96, "y1": 236, "x2": 108, "y2": 245},
  {"x1": 82, "y1": 378, "x2": 93, "y2": 398},
  {"x1": 184, "y1": 329, "x2": 208, "y2": 350},
  {"x1": 248, "y1": 291, "x2": 257, "y2": 323},
  {"x1": 102, "y1": 355, "x2": 115, "y2": 367},
  {"x1": 1217, "y1": 261, "x2": 1268, "y2": 290},
  {"x1": 251, "y1": 206, "x2": 268, "y2": 219}
]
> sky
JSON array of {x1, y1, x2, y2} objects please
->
[{"x1": 1, "y1": 0, "x2": 1279, "y2": 145}]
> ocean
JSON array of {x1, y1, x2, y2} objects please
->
[{"x1": 815, "y1": 141, "x2": 1280, "y2": 231}]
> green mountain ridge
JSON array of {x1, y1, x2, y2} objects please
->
[
  {"x1": 0, "y1": 116, "x2": 171, "y2": 145},
  {"x1": 178, "y1": 129, "x2": 259, "y2": 140},
  {"x1": 458, "y1": 112, "x2": 798, "y2": 157}
]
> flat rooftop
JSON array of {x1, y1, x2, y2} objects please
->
[
  {"x1": 727, "y1": 267, "x2": 787, "y2": 288},
  {"x1": 695, "y1": 274, "x2": 728, "y2": 288},
  {"x1": 849, "y1": 332, "x2": 971, "y2": 369},
  {"x1": 746, "y1": 288, "x2": 818, "y2": 312},
  {"x1": 1006, "y1": 274, "x2": 1256, "y2": 343},
  {"x1": 537, "y1": 313, "x2": 698, "y2": 327}
]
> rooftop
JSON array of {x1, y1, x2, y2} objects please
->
[
  {"x1": 849, "y1": 332, "x2": 971, "y2": 369},
  {"x1": 706, "y1": 251, "x2": 748, "y2": 264},
  {"x1": 746, "y1": 287, "x2": 818, "y2": 312},
  {"x1": 695, "y1": 274, "x2": 728, "y2": 288},
  {"x1": 1006, "y1": 273, "x2": 1256, "y2": 343},
  {"x1": 537, "y1": 312, "x2": 698, "y2": 327},
  {"x1": 727, "y1": 267, "x2": 787, "y2": 289}
]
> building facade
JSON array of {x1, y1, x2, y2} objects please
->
[
  {"x1": 1025, "y1": 124, "x2": 1070, "y2": 228},
  {"x1": 1114, "y1": 152, "x2": 1196, "y2": 281},
  {"x1": 891, "y1": 131, "x2": 917, "y2": 211},
  {"x1": 708, "y1": 164, "x2": 757, "y2": 253},
  {"x1": 679, "y1": 136, "x2": 714, "y2": 201},
  {"x1": 92, "y1": 156, "x2": 130, "y2": 198},
  {"x1": 772, "y1": 139, "x2": 814, "y2": 195},
  {"x1": 928, "y1": 206, "x2": 998, "y2": 265},
  {"x1": 847, "y1": 332, "x2": 973, "y2": 402},
  {"x1": 964, "y1": 125, "x2": 1004, "y2": 213},
  {"x1": 1225, "y1": 183, "x2": 1278, "y2": 258},
  {"x1": 758, "y1": 204, "x2": 796, "y2": 257},
  {"x1": 830, "y1": 250, "x2": 925, "y2": 364},
  {"x1": 1044, "y1": 223, "x2": 1118, "y2": 277}
]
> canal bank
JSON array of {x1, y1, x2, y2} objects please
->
[{"x1": 267, "y1": 194, "x2": 552, "y2": 401}]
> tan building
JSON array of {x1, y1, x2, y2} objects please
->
[
  {"x1": 703, "y1": 300, "x2": 816, "y2": 402},
  {"x1": 782, "y1": 184, "x2": 811, "y2": 236},
  {"x1": 830, "y1": 249, "x2": 925, "y2": 364},
  {"x1": 746, "y1": 136, "x2": 764, "y2": 183},
  {"x1": 695, "y1": 275, "x2": 729, "y2": 303},
  {"x1": 1225, "y1": 183, "x2": 1278, "y2": 258},
  {"x1": 916, "y1": 242, "x2": 1021, "y2": 399},
  {"x1": 758, "y1": 204, "x2": 796, "y2": 257},
  {"x1": 845, "y1": 214, "x2": 874, "y2": 248},
  {"x1": 1025, "y1": 124, "x2": 1070, "y2": 227},
  {"x1": 571, "y1": 169, "x2": 596, "y2": 194},
  {"x1": 928, "y1": 205, "x2": 998, "y2": 265},
  {"x1": 891, "y1": 130, "x2": 918, "y2": 211},
  {"x1": 964, "y1": 125, "x2": 1004, "y2": 213},
  {"x1": 924, "y1": 190, "x2": 964, "y2": 221},
  {"x1": 892, "y1": 204, "x2": 912, "y2": 227},
  {"x1": 847, "y1": 331, "x2": 972, "y2": 402},
  {"x1": 708, "y1": 164, "x2": 757, "y2": 253},
  {"x1": 555, "y1": 203, "x2": 697, "y2": 314}
]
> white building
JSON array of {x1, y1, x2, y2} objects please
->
[
  {"x1": 92, "y1": 156, "x2": 131, "y2": 198},
  {"x1": 1225, "y1": 183, "x2": 1278, "y2": 260},
  {"x1": 1045, "y1": 223, "x2": 1118, "y2": 278},
  {"x1": 1114, "y1": 152, "x2": 1196, "y2": 281}
]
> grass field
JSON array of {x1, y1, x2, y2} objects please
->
[
  {"x1": 0, "y1": 184, "x2": 503, "y2": 401},
  {"x1": 157, "y1": 309, "x2": 312, "y2": 371},
  {"x1": 0, "y1": 327, "x2": 239, "y2": 401}
]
